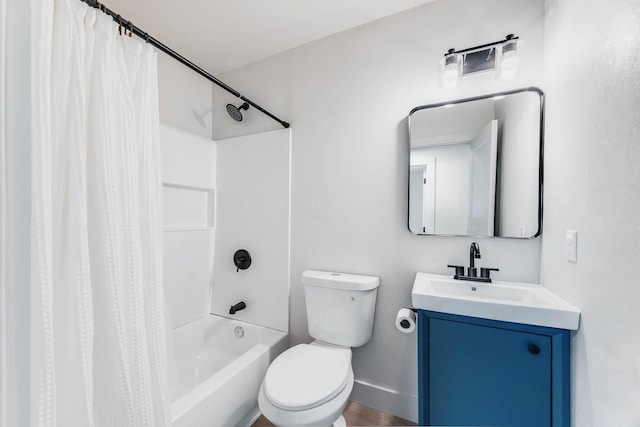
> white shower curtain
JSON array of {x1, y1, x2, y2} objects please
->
[{"x1": 31, "y1": 1, "x2": 169, "y2": 426}]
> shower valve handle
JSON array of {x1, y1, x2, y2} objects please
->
[{"x1": 233, "y1": 249, "x2": 252, "y2": 272}]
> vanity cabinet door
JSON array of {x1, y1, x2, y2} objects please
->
[{"x1": 427, "y1": 317, "x2": 552, "y2": 427}]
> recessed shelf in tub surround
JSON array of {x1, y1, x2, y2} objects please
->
[
  {"x1": 163, "y1": 185, "x2": 215, "y2": 230},
  {"x1": 160, "y1": 123, "x2": 217, "y2": 329},
  {"x1": 160, "y1": 123, "x2": 216, "y2": 230}
]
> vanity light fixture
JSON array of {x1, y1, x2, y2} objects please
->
[
  {"x1": 440, "y1": 49, "x2": 463, "y2": 89},
  {"x1": 440, "y1": 34, "x2": 520, "y2": 88},
  {"x1": 497, "y1": 35, "x2": 520, "y2": 80}
]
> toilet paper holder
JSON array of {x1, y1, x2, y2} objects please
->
[
  {"x1": 400, "y1": 307, "x2": 417, "y2": 328},
  {"x1": 396, "y1": 307, "x2": 418, "y2": 333}
]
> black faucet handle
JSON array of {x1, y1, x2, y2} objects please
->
[
  {"x1": 480, "y1": 267, "x2": 500, "y2": 280},
  {"x1": 447, "y1": 265, "x2": 465, "y2": 278},
  {"x1": 234, "y1": 249, "x2": 252, "y2": 272}
]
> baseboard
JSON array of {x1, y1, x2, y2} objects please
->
[{"x1": 350, "y1": 379, "x2": 418, "y2": 423}]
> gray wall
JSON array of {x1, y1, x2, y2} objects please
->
[
  {"x1": 543, "y1": 0, "x2": 640, "y2": 424},
  {"x1": 156, "y1": 53, "x2": 214, "y2": 139},
  {"x1": 216, "y1": 0, "x2": 545, "y2": 420},
  {"x1": 3, "y1": 0, "x2": 32, "y2": 425}
]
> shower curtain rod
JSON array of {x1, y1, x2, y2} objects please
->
[{"x1": 80, "y1": 0, "x2": 290, "y2": 129}]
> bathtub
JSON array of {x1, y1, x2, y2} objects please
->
[{"x1": 169, "y1": 315, "x2": 288, "y2": 427}]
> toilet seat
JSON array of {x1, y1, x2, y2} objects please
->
[{"x1": 263, "y1": 344, "x2": 350, "y2": 411}]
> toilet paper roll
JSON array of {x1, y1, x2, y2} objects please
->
[{"x1": 395, "y1": 308, "x2": 416, "y2": 334}]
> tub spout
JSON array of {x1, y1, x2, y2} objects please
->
[{"x1": 229, "y1": 301, "x2": 247, "y2": 315}]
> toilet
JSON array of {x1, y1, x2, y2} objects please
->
[{"x1": 258, "y1": 270, "x2": 380, "y2": 427}]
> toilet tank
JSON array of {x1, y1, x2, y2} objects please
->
[{"x1": 302, "y1": 270, "x2": 379, "y2": 348}]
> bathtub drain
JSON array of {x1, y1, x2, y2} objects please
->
[{"x1": 234, "y1": 326, "x2": 244, "y2": 338}]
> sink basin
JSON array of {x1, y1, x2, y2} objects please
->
[{"x1": 411, "y1": 272, "x2": 580, "y2": 330}]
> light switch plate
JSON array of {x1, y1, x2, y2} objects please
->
[{"x1": 567, "y1": 230, "x2": 577, "y2": 263}]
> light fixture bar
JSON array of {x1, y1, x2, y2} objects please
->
[
  {"x1": 444, "y1": 34, "x2": 519, "y2": 57},
  {"x1": 439, "y1": 34, "x2": 521, "y2": 88}
]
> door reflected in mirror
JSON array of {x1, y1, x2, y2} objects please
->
[{"x1": 408, "y1": 88, "x2": 543, "y2": 238}]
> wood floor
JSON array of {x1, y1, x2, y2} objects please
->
[{"x1": 251, "y1": 401, "x2": 416, "y2": 426}]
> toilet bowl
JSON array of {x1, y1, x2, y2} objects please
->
[
  {"x1": 258, "y1": 270, "x2": 380, "y2": 427},
  {"x1": 258, "y1": 342, "x2": 353, "y2": 426}
]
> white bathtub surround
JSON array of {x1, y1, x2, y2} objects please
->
[
  {"x1": 31, "y1": 1, "x2": 169, "y2": 425},
  {"x1": 160, "y1": 124, "x2": 216, "y2": 329},
  {"x1": 158, "y1": 126, "x2": 290, "y2": 425},
  {"x1": 169, "y1": 315, "x2": 287, "y2": 427},
  {"x1": 157, "y1": 125, "x2": 292, "y2": 425},
  {"x1": 212, "y1": 129, "x2": 291, "y2": 332}
]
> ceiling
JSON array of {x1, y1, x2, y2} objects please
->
[{"x1": 101, "y1": 0, "x2": 435, "y2": 75}]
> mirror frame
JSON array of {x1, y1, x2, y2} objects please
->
[{"x1": 407, "y1": 87, "x2": 544, "y2": 239}]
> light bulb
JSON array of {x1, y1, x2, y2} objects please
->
[
  {"x1": 440, "y1": 52, "x2": 462, "y2": 89},
  {"x1": 497, "y1": 39, "x2": 519, "y2": 80},
  {"x1": 442, "y1": 67, "x2": 460, "y2": 83}
]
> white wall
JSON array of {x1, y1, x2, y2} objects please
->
[
  {"x1": 217, "y1": 0, "x2": 545, "y2": 420},
  {"x1": 410, "y1": 99, "x2": 495, "y2": 145},
  {"x1": 157, "y1": 53, "x2": 214, "y2": 139},
  {"x1": 102, "y1": 0, "x2": 215, "y2": 138},
  {"x1": 212, "y1": 129, "x2": 291, "y2": 332},
  {"x1": 543, "y1": 0, "x2": 640, "y2": 425},
  {"x1": 411, "y1": 145, "x2": 470, "y2": 235}
]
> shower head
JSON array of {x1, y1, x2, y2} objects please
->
[{"x1": 226, "y1": 102, "x2": 250, "y2": 122}]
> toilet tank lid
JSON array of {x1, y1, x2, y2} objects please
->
[{"x1": 302, "y1": 270, "x2": 380, "y2": 291}]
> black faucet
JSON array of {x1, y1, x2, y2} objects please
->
[
  {"x1": 229, "y1": 301, "x2": 247, "y2": 315},
  {"x1": 469, "y1": 242, "x2": 481, "y2": 277},
  {"x1": 447, "y1": 242, "x2": 499, "y2": 283}
]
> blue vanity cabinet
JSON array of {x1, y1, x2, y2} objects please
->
[{"x1": 418, "y1": 310, "x2": 570, "y2": 427}]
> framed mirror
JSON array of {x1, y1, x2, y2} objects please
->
[{"x1": 408, "y1": 87, "x2": 543, "y2": 238}]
